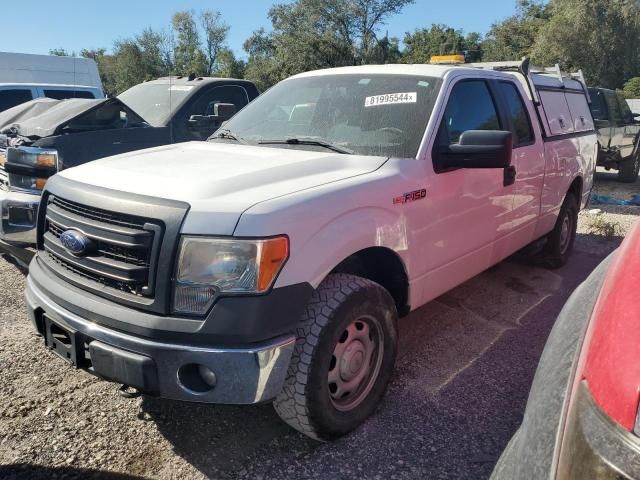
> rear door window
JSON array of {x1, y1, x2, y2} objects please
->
[
  {"x1": 497, "y1": 81, "x2": 534, "y2": 147},
  {"x1": 43, "y1": 89, "x2": 96, "y2": 100},
  {"x1": 0, "y1": 89, "x2": 33, "y2": 111},
  {"x1": 441, "y1": 80, "x2": 501, "y2": 144}
]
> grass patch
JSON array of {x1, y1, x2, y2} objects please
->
[{"x1": 587, "y1": 215, "x2": 621, "y2": 238}]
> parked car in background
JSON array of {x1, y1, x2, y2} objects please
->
[
  {"x1": 0, "y1": 76, "x2": 259, "y2": 245},
  {"x1": 492, "y1": 221, "x2": 640, "y2": 479},
  {"x1": 589, "y1": 87, "x2": 640, "y2": 182},
  {"x1": 0, "y1": 52, "x2": 104, "y2": 112},
  {"x1": 23, "y1": 59, "x2": 595, "y2": 440}
]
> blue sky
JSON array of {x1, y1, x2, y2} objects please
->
[{"x1": 2, "y1": 0, "x2": 520, "y2": 58}]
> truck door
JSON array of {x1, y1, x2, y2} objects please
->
[
  {"x1": 589, "y1": 89, "x2": 612, "y2": 161},
  {"x1": 419, "y1": 78, "x2": 516, "y2": 291},
  {"x1": 494, "y1": 80, "x2": 545, "y2": 241},
  {"x1": 604, "y1": 90, "x2": 626, "y2": 159},
  {"x1": 615, "y1": 92, "x2": 639, "y2": 160}
]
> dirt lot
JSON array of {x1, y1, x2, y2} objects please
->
[{"x1": 0, "y1": 170, "x2": 637, "y2": 480}]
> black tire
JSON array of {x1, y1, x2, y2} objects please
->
[
  {"x1": 273, "y1": 273, "x2": 398, "y2": 441},
  {"x1": 618, "y1": 151, "x2": 640, "y2": 183},
  {"x1": 538, "y1": 193, "x2": 579, "y2": 269}
]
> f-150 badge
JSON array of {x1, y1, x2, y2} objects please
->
[{"x1": 393, "y1": 189, "x2": 426, "y2": 205}]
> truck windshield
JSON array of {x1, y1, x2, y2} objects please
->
[
  {"x1": 118, "y1": 83, "x2": 193, "y2": 127},
  {"x1": 212, "y1": 74, "x2": 441, "y2": 158}
]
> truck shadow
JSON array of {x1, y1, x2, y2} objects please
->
[
  {"x1": 0, "y1": 464, "x2": 145, "y2": 480},
  {"x1": 141, "y1": 232, "x2": 620, "y2": 479}
]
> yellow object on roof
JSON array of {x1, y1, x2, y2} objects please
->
[{"x1": 430, "y1": 54, "x2": 465, "y2": 65}]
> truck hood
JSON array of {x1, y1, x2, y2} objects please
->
[
  {"x1": 60, "y1": 141, "x2": 388, "y2": 234},
  {"x1": 0, "y1": 97, "x2": 147, "y2": 140}
]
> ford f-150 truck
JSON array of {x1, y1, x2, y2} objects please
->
[
  {"x1": 0, "y1": 76, "x2": 258, "y2": 246},
  {"x1": 24, "y1": 60, "x2": 596, "y2": 440}
]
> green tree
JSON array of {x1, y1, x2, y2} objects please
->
[
  {"x1": 482, "y1": 0, "x2": 551, "y2": 61},
  {"x1": 49, "y1": 48, "x2": 75, "y2": 56},
  {"x1": 215, "y1": 48, "x2": 245, "y2": 79},
  {"x1": 402, "y1": 24, "x2": 465, "y2": 63},
  {"x1": 623, "y1": 77, "x2": 640, "y2": 99},
  {"x1": 200, "y1": 10, "x2": 230, "y2": 75},
  {"x1": 532, "y1": 0, "x2": 640, "y2": 88},
  {"x1": 172, "y1": 10, "x2": 207, "y2": 76},
  {"x1": 244, "y1": 0, "x2": 414, "y2": 89},
  {"x1": 80, "y1": 48, "x2": 117, "y2": 96}
]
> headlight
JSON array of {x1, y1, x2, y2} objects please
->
[
  {"x1": 5, "y1": 147, "x2": 59, "y2": 192},
  {"x1": 173, "y1": 236, "x2": 289, "y2": 315}
]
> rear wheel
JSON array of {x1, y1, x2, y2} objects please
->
[
  {"x1": 538, "y1": 193, "x2": 579, "y2": 269},
  {"x1": 273, "y1": 274, "x2": 398, "y2": 441},
  {"x1": 618, "y1": 152, "x2": 640, "y2": 183}
]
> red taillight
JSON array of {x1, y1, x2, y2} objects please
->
[{"x1": 581, "y1": 221, "x2": 640, "y2": 431}]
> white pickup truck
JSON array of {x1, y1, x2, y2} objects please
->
[{"x1": 25, "y1": 60, "x2": 596, "y2": 440}]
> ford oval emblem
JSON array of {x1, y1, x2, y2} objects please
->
[{"x1": 59, "y1": 230, "x2": 93, "y2": 256}]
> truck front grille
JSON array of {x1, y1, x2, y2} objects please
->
[{"x1": 41, "y1": 195, "x2": 163, "y2": 298}]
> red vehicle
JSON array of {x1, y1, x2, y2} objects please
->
[{"x1": 492, "y1": 221, "x2": 640, "y2": 479}]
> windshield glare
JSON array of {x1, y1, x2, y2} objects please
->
[
  {"x1": 213, "y1": 74, "x2": 441, "y2": 157},
  {"x1": 118, "y1": 83, "x2": 193, "y2": 127}
]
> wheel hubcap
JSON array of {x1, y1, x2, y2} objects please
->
[{"x1": 328, "y1": 316, "x2": 384, "y2": 412}]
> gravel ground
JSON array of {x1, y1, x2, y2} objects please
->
[{"x1": 0, "y1": 173, "x2": 638, "y2": 480}]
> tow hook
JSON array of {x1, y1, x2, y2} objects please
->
[{"x1": 119, "y1": 384, "x2": 142, "y2": 399}]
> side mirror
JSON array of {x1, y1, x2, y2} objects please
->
[
  {"x1": 213, "y1": 103, "x2": 237, "y2": 121},
  {"x1": 188, "y1": 114, "x2": 217, "y2": 129},
  {"x1": 438, "y1": 130, "x2": 513, "y2": 170}
]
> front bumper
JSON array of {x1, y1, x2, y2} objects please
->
[
  {"x1": 0, "y1": 188, "x2": 39, "y2": 245},
  {"x1": 26, "y1": 274, "x2": 297, "y2": 404}
]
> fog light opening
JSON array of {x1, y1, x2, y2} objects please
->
[{"x1": 178, "y1": 363, "x2": 217, "y2": 393}]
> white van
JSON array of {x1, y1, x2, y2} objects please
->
[{"x1": 0, "y1": 52, "x2": 104, "y2": 112}]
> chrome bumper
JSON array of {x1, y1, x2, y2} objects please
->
[
  {"x1": 0, "y1": 189, "x2": 39, "y2": 245},
  {"x1": 26, "y1": 275, "x2": 296, "y2": 404}
]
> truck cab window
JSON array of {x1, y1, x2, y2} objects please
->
[
  {"x1": 0, "y1": 89, "x2": 33, "y2": 112},
  {"x1": 616, "y1": 93, "x2": 634, "y2": 124},
  {"x1": 43, "y1": 89, "x2": 96, "y2": 100},
  {"x1": 588, "y1": 89, "x2": 608, "y2": 121},
  {"x1": 442, "y1": 80, "x2": 501, "y2": 144},
  {"x1": 186, "y1": 85, "x2": 249, "y2": 140},
  {"x1": 497, "y1": 82, "x2": 534, "y2": 147}
]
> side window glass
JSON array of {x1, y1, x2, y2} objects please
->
[
  {"x1": 188, "y1": 85, "x2": 249, "y2": 118},
  {"x1": 605, "y1": 91, "x2": 623, "y2": 123},
  {"x1": 588, "y1": 90, "x2": 607, "y2": 121},
  {"x1": 616, "y1": 93, "x2": 634, "y2": 123},
  {"x1": 442, "y1": 80, "x2": 501, "y2": 144},
  {"x1": 43, "y1": 89, "x2": 96, "y2": 100},
  {"x1": 0, "y1": 89, "x2": 33, "y2": 112},
  {"x1": 497, "y1": 81, "x2": 534, "y2": 147}
]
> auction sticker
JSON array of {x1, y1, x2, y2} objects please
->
[{"x1": 365, "y1": 92, "x2": 416, "y2": 107}]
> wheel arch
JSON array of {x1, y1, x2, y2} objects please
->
[{"x1": 330, "y1": 246, "x2": 410, "y2": 317}]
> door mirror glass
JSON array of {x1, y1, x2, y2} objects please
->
[{"x1": 438, "y1": 130, "x2": 513, "y2": 170}]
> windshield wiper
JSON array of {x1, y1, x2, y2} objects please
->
[
  {"x1": 209, "y1": 129, "x2": 247, "y2": 144},
  {"x1": 258, "y1": 137, "x2": 353, "y2": 154}
]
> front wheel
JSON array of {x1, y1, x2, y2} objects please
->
[{"x1": 273, "y1": 274, "x2": 398, "y2": 441}]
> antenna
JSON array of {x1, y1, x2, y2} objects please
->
[{"x1": 169, "y1": 25, "x2": 175, "y2": 142}]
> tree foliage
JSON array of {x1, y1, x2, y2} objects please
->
[
  {"x1": 48, "y1": 0, "x2": 640, "y2": 96},
  {"x1": 482, "y1": 0, "x2": 551, "y2": 62},
  {"x1": 532, "y1": 0, "x2": 640, "y2": 89},
  {"x1": 622, "y1": 77, "x2": 640, "y2": 99},
  {"x1": 402, "y1": 25, "x2": 482, "y2": 63},
  {"x1": 243, "y1": 0, "x2": 414, "y2": 90}
]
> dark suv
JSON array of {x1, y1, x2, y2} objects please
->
[{"x1": 588, "y1": 87, "x2": 640, "y2": 182}]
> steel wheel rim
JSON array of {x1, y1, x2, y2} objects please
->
[
  {"x1": 559, "y1": 212, "x2": 572, "y2": 255},
  {"x1": 328, "y1": 315, "x2": 384, "y2": 412}
]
